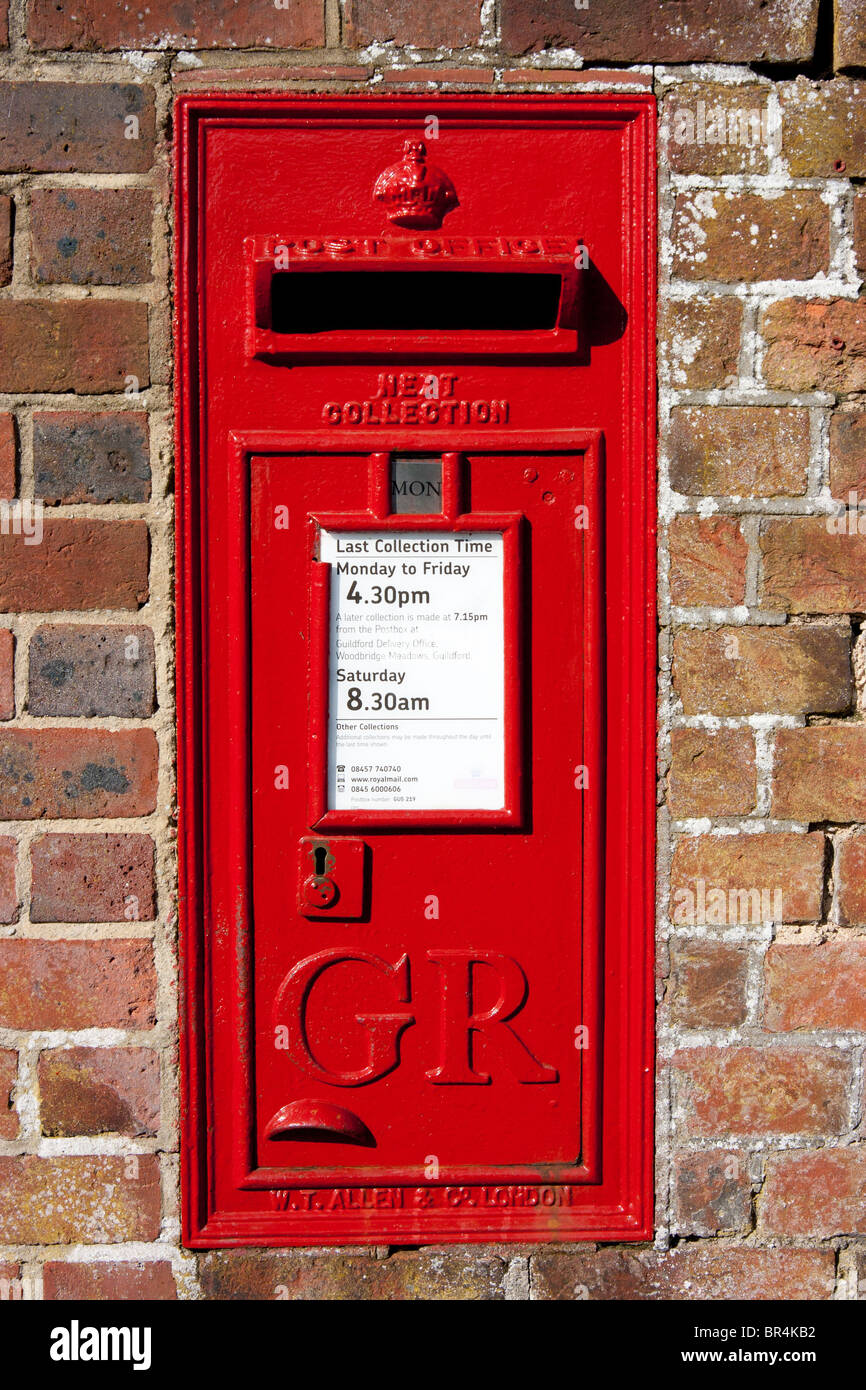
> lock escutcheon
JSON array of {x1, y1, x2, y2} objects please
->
[{"x1": 303, "y1": 874, "x2": 339, "y2": 909}]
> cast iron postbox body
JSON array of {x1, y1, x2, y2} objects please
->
[{"x1": 176, "y1": 94, "x2": 656, "y2": 1246}]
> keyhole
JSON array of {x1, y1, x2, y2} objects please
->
[{"x1": 314, "y1": 845, "x2": 328, "y2": 877}]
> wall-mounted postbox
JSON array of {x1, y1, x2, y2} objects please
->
[{"x1": 176, "y1": 94, "x2": 656, "y2": 1246}]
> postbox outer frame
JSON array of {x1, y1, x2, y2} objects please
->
[{"x1": 175, "y1": 93, "x2": 656, "y2": 1246}]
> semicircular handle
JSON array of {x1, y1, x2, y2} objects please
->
[{"x1": 264, "y1": 1100, "x2": 375, "y2": 1147}]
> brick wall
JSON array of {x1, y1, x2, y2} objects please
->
[{"x1": 0, "y1": 0, "x2": 863, "y2": 1301}]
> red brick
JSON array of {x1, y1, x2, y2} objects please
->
[
  {"x1": 31, "y1": 833, "x2": 155, "y2": 923},
  {"x1": 528, "y1": 1246, "x2": 833, "y2": 1300},
  {"x1": 0, "y1": 520, "x2": 148, "y2": 611},
  {"x1": 761, "y1": 1147, "x2": 866, "y2": 1237},
  {"x1": 0, "y1": 627, "x2": 13, "y2": 720},
  {"x1": 501, "y1": 69, "x2": 654, "y2": 87},
  {"x1": 0, "y1": 301, "x2": 148, "y2": 393},
  {"x1": 0, "y1": 193, "x2": 11, "y2": 285},
  {"x1": 765, "y1": 940, "x2": 866, "y2": 1031},
  {"x1": 671, "y1": 832, "x2": 824, "y2": 925},
  {"x1": 836, "y1": 831, "x2": 866, "y2": 925},
  {"x1": 346, "y1": 0, "x2": 481, "y2": 48},
  {"x1": 0, "y1": 729, "x2": 157, "y2": 819},
  {"x1": 0, "y1": 1155, "x2": 160, "y2": 1243},
  {"x1": 43, "y1": 1260, "x2": 176, "y2": 1300},
  {"x1": 0, "y1": 1265, "x2": 21, "y2": 1295},
  {"x1": 0, "y1": 1049, "x2": 16, "y2": 1138},
  {"x1": 780, "y1": 78, "x2": 866, "y2": 178},
  {"x1": 662, "y1": 297, "x2": 741, "y2": 389},
  {"x1": 171, "y1": 65, "x2": 375, "y2": 88},
  {"x1": 667, "y1": 727, "x2": 756, "y2": 817},
  {"x1": 0, "y1": 413, "x2": 15, "y2": 497},
  {"x1": 836, "y1": 0, "x2": 866, "y2": 67},
  {"x1": 381, "y1": 68, "x2": 495, "y2": 84},
  {"x1": 0, "y1": 83, "x2": 154, "y2": 173},
  {"x1": 761, "y1": 518, "x2": 866, "y2": 613},
  {"x1": 672, "y1": 191, "x2": 828, "y2": 284},
  {"x1": 29, "y1": 625, "x2": 156, "y2": 716},
  {"x1": 661, "y1": 85, "x2": 774, "y2": 177},
  {"x1": 829, "y1": 410, "x2": 866, "y2": 498},
  {"x1": 29, "y1": 0, "x2": 323, "y2": 49},
  {"x1": 30, "y1": 189, "x2": 151, "y2": 286},
  {"x1": 673, "y1": 1047, "x2": 850, "y2": 1137},
  {"x1": 669, "y1": 407, "x2": 810, "y2": 497},
  {"x1": 199, "y1": 1249, "x2": 507, "y2": 1300},
  {"x1": 773, "y1": 726, "x2": 866, "y2": 822},
  {"x1": 761, "y1": 298, "x2": 866, "y2": 393},
  {"x1": 39, "y1": 1047, "x2": 159, "y2": 1137},
  {"x1": 668, "y1": 517, "x2": 747, "y2": 607},
  {"x1": 34, "y1": 411, "x2": 150, "y2": 504},
  {"x1": 0, "y1": 837, "x2": 16, "y2": 923},
  {"x1": 501, "y1": 1, "x2": 818, "y2": 61},
  {"x1": 672, "y1": 624, "x2": 853, "y2": 716},
  {"x1": 0, "y1": 939, "x2": 156, "y2": 1030},
  {"x1": 672, "y1": 1148, "x2": 752, "y2": 1236},
  {"x1": 667, "y1": 940, "x2": 749, "y2": 1027}
]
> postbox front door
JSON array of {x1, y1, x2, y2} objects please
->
[{"x1": 176, "y1": 95, "x2": 656, "y2": 1245}]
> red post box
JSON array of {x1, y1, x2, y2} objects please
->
[{"x1": 175, "y1": 94, "x2": 656, "y2": 1245}]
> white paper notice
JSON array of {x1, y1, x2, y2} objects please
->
[{"x1": 320, "y1": 529, "x2": 506, "y2": 811}]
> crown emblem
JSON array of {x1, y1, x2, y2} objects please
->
[{"x1": 373, "y1": 140, "x2": 459, "y2": 230}]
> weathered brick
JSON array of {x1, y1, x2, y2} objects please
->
[
  {"x1": 346, "y1": 0, "x2": 481, "y2": 48},
  {"x1": 835, "y1": 0, "x2": 866, "y2": 67},
  {"x1": 0, "y1": 627, "x2": 13, "y2": 720},
  {"x1": 661, "y1": 85, "x2": 774, "y2": 177},
  {"x1": 671, "y1": 832, "x2": 824, "y2": 925},
  {"x1": 668, "y1": 516, "x2": 747, "y2": 607},
  {"x1": 0, "y1": 729, "x2": 157, "y2": 819},
  {"x1": 0, "y1": 301, "x2": 148, "y2": 394},
  {"x1": 760, "y1": 519, "x2": 866, "y2": 613},
  {"x1": 761, "y1": 298, "x2": 866, "y2": 393},
  {"x1": 671, "y1": 191, "x2": 828, "y2": 284},
  {"x1": 669, "y1": 407, "x2": 810, "y2": 497},
  {"x1": 501, "y1": 2, "x2": 818, "y2": 61},
  {"x1": 29, "y1": 625, "x2": 155, "y2": 717},
  {"x1": 761, "y1": 1147, "x2": 866, "y2": 1237},
  {"x1": 0, "y1": 837, "x2": 16, "y2": 923},
  {"x1": 0, "y1": 520, "x2": 148, "y2": 612},
  {"x1": 529, "y1": 1246, "x2": 833, "y2": 1300},
  {"x1": 672, "y1": 624, "x2": 853, "y2": 716},
  {"x1": 765, "y1": 940, "x2": 866, "y2": 1031},
  {"x1": 672, "y1": 1148, "x2": 752, "y2": 1236},
  {"x1": 668, "y1": 940, "x2": 749, "y2": 1027},
  {"x1": 39, "y1": 1047, "x2": 159, "y2": 1137},
  {"x1": 43, "y1": 1260, "x2": 176, "y2": 1301},
  {"x1": 673, "y1": 1047, "x2": 850, "y2": 1137},
  {"x1": 31, "y1": 833, "x2": 155, "y2": 923},
  {"x1": 30, "y1": 189, "x2": 151, "y2": 286},
  {"x1": 668, "y1": 727, "x2": 755, "y2": 817},
  {"x1": 780, "y1": 78, "x2": 866, "y2": 178},
  {"x1": 0, "y1": 1049, "x2": 17, "y2": 1138},
  {"x1": 199, "y1": 1249, "x2": 507, "y2": 1300},
  {"x1": 33, "y1": 411, "x2": 150, "y2": 503},
  {"x1": 829, "y1": 410, "x2": 866, "y2": 498},
  {"x1": 0, "y1": 412, "x2": 15, "y2": 497},
  {"x1": 0, "y1": 83, "x2": 154, "y2": 173},
  {"x1": 836, "y1": 831, "x2": 866, "y2": 925},
  {"x1": 0, "y1": 193, "x2": 11, "y2": 285},
  {"x1": 0, "y1": 1156, "x2": 160, "y2": 1243},
  {"x1": 773, "y1": 726, "x2": 866, "y2": 821},
  {"x1": 662, "y1": 297, "x2": 741, "y2": 388},
  {"x1": 0, "y1": 939, "x2": 156, "y2": 1030},
  {"x1": 29, "y1": 0, "x2": 323, "y2": 49}
]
